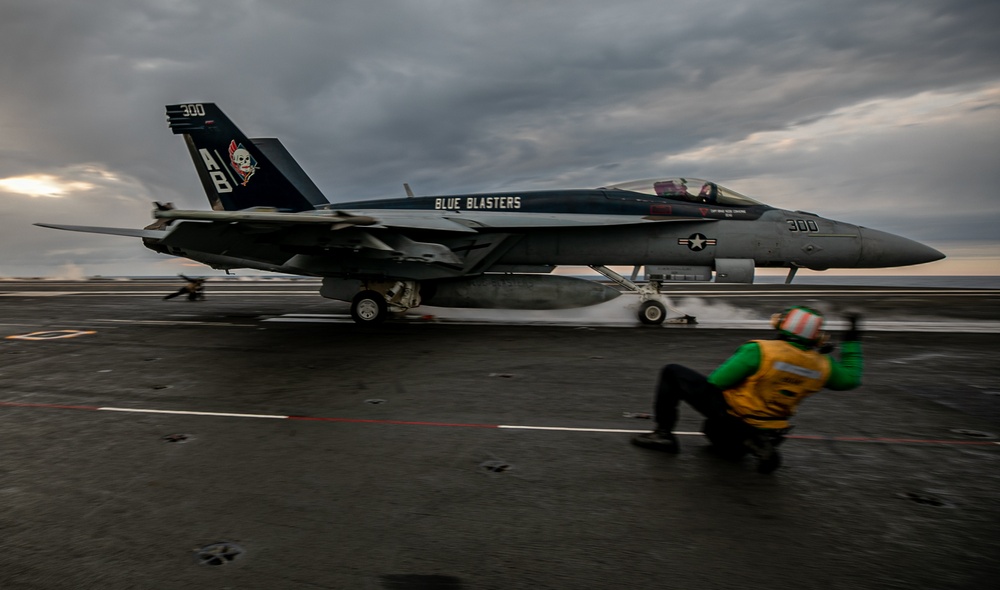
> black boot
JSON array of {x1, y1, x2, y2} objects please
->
[
  {"x1": 745, "y1": 434, "x2": 781, "y2": 474},
  {"x1": 631, "y1": 430, "x2": 680, "y2": 453}
]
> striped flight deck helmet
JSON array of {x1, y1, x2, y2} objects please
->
[{"x1": 771, "y1": 306, "x2": 827, "y2": 346}]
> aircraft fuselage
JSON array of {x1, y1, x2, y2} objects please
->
[{"x1": 329, "y1": 189, "x2": 939, "y2": 275}]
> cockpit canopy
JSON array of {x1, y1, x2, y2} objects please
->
[{"x1": 601, "y1": 178, "x2": 762, "y2": 207}]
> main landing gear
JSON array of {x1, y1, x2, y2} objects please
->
[
  {"x1": 350, "y1": 290, "x2": 389, "y2": 325},
  {"x1": 588, "y1": 265, "x2": 695, "y2": 326},
  {"x1": 349, "y1": 281, "x2": 420, "y2": 325}
]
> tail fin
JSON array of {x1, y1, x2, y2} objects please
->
[{"x1": 166, "y1": 103, "x2": 329, "y2": 212}]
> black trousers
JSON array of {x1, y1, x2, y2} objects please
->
[
  {"x1": 653, "y1": 364, "x2": 729, "y2": 431},
  {"x1": 163, "y1": 288, "x2": 189, "y2": 300},
  {"x1": 164, "y1": 288, "x2": 203, "y2": 301},
  {"x1": 655, "y1": 364, "x2": 787, "y2": 455}
]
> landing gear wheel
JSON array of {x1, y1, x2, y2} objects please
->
[
  {"x1": 351, "y1": 290, "x2": 388, "y2": 325},
  {"x1": 638, "y1": 300, "x2": 666, "y2": 325}
]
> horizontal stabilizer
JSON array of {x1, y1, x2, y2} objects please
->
[{"x1": 34, "y1": 223, "x2": 165, "y2": 239}]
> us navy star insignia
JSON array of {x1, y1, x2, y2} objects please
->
[{"x1": 678, "y1": 233, "x2": 717, "y2": 251}]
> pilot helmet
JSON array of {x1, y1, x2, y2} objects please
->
[{"x1": 771, "y1": 306, "x2": 826, "y2": 346}]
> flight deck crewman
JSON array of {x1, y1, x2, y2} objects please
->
[
  {"x1": 163, "y1": 274, "x2": 206, "y2": 301},
  {"x1": 631, "y1": 306, "x2": 863, "y2": 473}
]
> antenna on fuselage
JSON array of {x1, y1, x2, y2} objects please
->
[{"x1": 403, "y1": 183, "x2": 414, "y2": 198}]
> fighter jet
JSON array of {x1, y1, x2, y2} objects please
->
[{"x1": 37, "y1": 103, "x2": 944, "y2": 325}]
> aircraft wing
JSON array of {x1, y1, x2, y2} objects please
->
[
  {"x1": 153, "y1": 208, "x2": 715, "y2": 232},
  {"x1": 153, "y1": 208, "x2": 479, "y2": 233},
  {"x1": 345, "y1": 209, "x2": 717, "y2": 231},
  {"x1": 37, "y1": 208, "x2": 720, "y2": 278},
  {"x1": 33, "y1": 223, "x2": 167, "y2": 240}
]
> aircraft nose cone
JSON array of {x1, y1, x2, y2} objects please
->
[{"x1": 857, "y1": 227, "x2": 945, "y2": 268}]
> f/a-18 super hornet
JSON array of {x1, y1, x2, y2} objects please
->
[{"x1": 37, "y1": 103, "x2": 944, "y2": 325}]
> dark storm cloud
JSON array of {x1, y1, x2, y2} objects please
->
[{"x1": 1, "y1": 0, "x2": 998, "y2": 275}]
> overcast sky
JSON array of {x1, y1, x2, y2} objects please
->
[{"x1": 1, "y1": 0, "x2": 998, "y2": 278}]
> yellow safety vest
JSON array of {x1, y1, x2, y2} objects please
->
[{"x1": 723, "y1": 340, "x2": 831, "y2": 429}]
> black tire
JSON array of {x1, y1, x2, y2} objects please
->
[
  {"x1": 351, "y1": 290, "x2": 388, "y2": 325},
  {"x1": 638, "y1": 300, "x2": 666, "y2": 325}
]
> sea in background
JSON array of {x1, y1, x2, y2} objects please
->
[
  {"x1": 2, "y1": 274, "x2": 998, "y2": 289},
  {"x1": 566, "y1": 273, "x2": 999, "y2": 289},
  {"x1": 751, "y1": 275, "x2": 1000, "y2": 288}
]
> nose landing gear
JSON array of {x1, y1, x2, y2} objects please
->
[
  {"x1": 588, "y1": 265, "x2": 695, "y2": 326},
  {"x1": 638, "y1": 299, "x2": 667, "y2": 325}
]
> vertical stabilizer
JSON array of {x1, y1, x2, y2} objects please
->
[
  {"x1": 250, "y1": 137, "x2": 329, "y2": 209},
  {"x1": 166, "y1": 103, "x2": 327, "y2": 212}
]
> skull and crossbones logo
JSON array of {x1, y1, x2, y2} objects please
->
[{"x1": 228, "y1": 140, "x2": 258, "y2": 185}]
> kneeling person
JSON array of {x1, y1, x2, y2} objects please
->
[{"x1": 632, "y1": 307, "x2": 863, "y2": 473}]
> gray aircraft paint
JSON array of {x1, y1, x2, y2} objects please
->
[{"x1": 36, "y1": 103, "x2": 945, "y2": 323}]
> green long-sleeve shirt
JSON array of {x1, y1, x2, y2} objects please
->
[{"x1": 708, "y1": 340, "x2": 863, "y2": 391}]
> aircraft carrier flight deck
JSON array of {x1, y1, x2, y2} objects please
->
[{"x1": 0, "y1": 279, "x2": 997, "y2": 589}]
